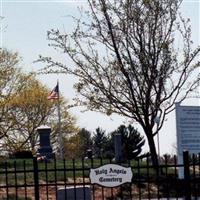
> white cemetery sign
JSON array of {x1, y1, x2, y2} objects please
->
[
  {"x1": 175, "y1": 103, "x2": 200, "y2": 178},
  {"x1": 89, "y1": 164, "x2": 133, "y2": 187}
]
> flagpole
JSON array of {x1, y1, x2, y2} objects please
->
[{"x1": 57, "y1": 80, "x2": 63, "y2": 159}]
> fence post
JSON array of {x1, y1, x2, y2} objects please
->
[
  {"x1": 183, "y1": 151, "x2": 191, "y2": 200},
  {"x1": 33, "y1": 157, "x2": 40, "y2": 200}
]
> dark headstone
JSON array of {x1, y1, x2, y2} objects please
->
[
  {"x1": 37, "y1": 126, "x2": 54, "y2": 159},
  {"x1": 11, "y1": 151, "x2": 33, "y2": 159},
  {"x1": 57, "y1": 186, "x2": 91, "y2": 200},
  {"x1": 114, "y1": 133, "x2": 123, "y2": 163},
  {"x1": 86, "y1": 149, "x2": 93, "y2": 159}
]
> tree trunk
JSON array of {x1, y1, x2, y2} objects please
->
[{"x1": 146, "y1": 131, "x2": 159, "y2": 168}]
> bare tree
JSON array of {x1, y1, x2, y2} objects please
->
[{"x1": 38, "y1": 0, "x2": 200, "y2": 167}]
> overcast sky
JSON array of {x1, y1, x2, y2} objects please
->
[{"x1": 1, "y1": 0, "x2": 199, "y2": 154}]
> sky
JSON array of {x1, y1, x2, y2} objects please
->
[{"x1": 0, "y1": 0, "x2": 199, "y2": 155}]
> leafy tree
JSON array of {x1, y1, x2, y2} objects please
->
[
  {"x1": 0, "y1": 49, "x2": 22, "y2": 141},
  {"x1": 2, "y1": 76, "x2": 78, "y2": 154},
  {"x1": 92, "y1": 127, "x2": 108, "y2": 158},
  {"x1": 78, "y1": 128, "x2": 93, "y2": 157},
  {"x1": 64, "y1": 128, "x2": 92, "y2": 158},
  {"x1": 0, "y1": 49, "x2": 78, "y2": 154},
  {"x1": 4, "y1": 76, "x2": 53, "y2": 153},
  {"x1": 64, "y1": 133, "x2": 81, "y2": 159},
  {"x1": 103, "y1": 133, "x2": 115, "y2": 159},
  {"x1": 111, "y1": 125, "x2": 145, "y2": 160},
  {"x1": 38, "y1": 0, "x2": 200, "y2": 167}
]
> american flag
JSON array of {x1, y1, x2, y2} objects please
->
[{"x1": 48, "y1": 83, "x2": 59, "y2": 100}]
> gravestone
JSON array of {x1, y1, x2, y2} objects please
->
[
  {"x1": 37, "y1": 126, "x2": 54, "y2": 159},
  {"x1": 114, "y1": 133, "x2": 122, "y2": 163},
  {"x1": 57, "y1": 185, "x2": 91, "y2": 200},
  {"x1": 86, "y1": 149, "x2": 93, "y2": 159}
]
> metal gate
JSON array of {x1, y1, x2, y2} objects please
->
[{"x1": 0, "y1": 151, "x2": 200, "y2": 199}]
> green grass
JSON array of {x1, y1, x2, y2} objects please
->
[
  {"x1": 1, "y1": 158, "x2": 200, "y2": 199},
  {"x1": 0, "y1": 158, "x2": 117, "y2": 184},
  {"x1": 0, "y1": 158, "x2": 180, "y2": 185}
]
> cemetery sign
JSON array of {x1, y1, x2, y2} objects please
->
[
  {"x1": 175, "y1": 103, "x2": 200, "y2": 178},
  {"x1": 176, "y1": 103, "x2": 200, "y2": 155},
  {"x1": 89, "y1": 164, "x2": 133, "y2": 187}
]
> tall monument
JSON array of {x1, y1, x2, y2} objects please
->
[{"x1": 37, "y1": 126, "x2": 54, "y2": 159}]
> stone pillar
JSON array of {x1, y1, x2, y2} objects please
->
[{"x1": 37, "y1": 126, "x2": 54, "y2": 159}]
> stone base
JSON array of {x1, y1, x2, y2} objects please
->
[{"x1": 37, "y1": 146, "x2": 54, "y2": 159}]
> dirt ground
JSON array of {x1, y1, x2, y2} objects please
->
[{"x1": 0, "y1": 184, "x2": 158, "y2": 200}]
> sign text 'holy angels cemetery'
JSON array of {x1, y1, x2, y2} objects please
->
[{"x1": 89, "y1": 164, "x2": 133, "y2": 187}]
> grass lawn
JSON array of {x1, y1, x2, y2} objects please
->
[
  {"x1": 0, "y1": 157, "x2": 178, "y2": 185},
  {"x1": 1, "y1": 158, "x2": 199, "y2": 199}
]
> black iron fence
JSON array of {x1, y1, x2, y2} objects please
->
[{"x1": 0, "y1": 151, "x2": 200, "y2": 200}]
